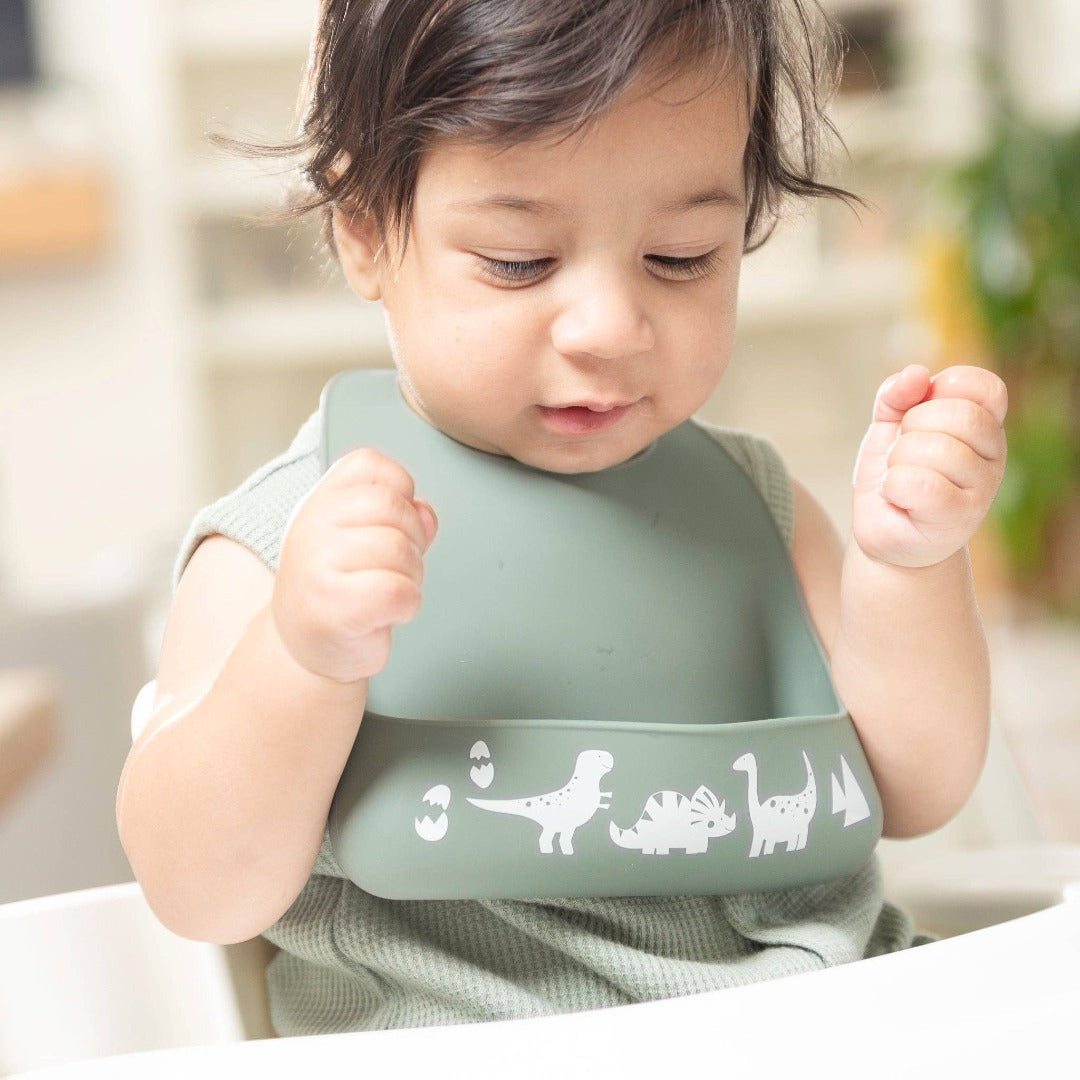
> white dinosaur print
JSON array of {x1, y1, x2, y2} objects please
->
[
  {"x1": 609, "y1": 785, "x2": 737, "y2": 854},
  {"x1": 466, "y1": 749, "x2": 614, "y2": 854},
  {"x1": 732, "y1": 751, "x2": 817, "y2": 858}
]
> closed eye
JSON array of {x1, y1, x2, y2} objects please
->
[
  {"x1": 646, "y1": 250, "x2": 724, "y2": 281},
  {"x1": 476, "y1": 256, "x2": 553, "y2": 285},
  {"x1": 475, "y1": 248, "x2": 725, "y2": 286}
]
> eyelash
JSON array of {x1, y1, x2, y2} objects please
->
[{"x1": 477, "y1": 250, "x2": 723, "y2": 285}]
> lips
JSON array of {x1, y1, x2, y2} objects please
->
[{"x1": 537, "y1": 402, "x2": 633, "y2": 436}]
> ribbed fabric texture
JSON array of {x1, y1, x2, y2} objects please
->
[
  {"x1": 693, "y1": 419, "x2": 797, "y2": 548},
  {"x1": 173, "y1": 405, "x2": 914, "y2": 1037}
]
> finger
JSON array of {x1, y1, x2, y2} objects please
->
[
  {"x1": 855, "y1": 365, "x2": 933, "y2": 490},
  {"x1": 342, "y1": 568, "x2": 424, "y2": 630},
  {"x1": 925, "y1": 366, "x2": 1009, "y2": 426},
  {"x1": 334, "y1": 525, "x2": 425, "y2": 582},
  {"x1": 325, "y1": 447, "x2": 417, "y2": 501},
  {"x1": 413, "y1": 499, "x2": 438, "y2": 551},
  {"x1": 880, "y1": 464, "x2": 966, "y2": 524},
  {"x1": 898, "y1": 398, "x2": 1007, "y2": 463},
  {"x1": 333, "y1": 483, "x2": 431, "y2": 552},
  {"x1": 872, "y1": 364, "x2": 933, "y2": 424},
  {"x1": 887, "y1": 431, "x2": 993, "y2": 491}
]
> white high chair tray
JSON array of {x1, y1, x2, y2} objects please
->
[{"x1": 13, "y1": 897, "x2": 1079, "y2": 1080}]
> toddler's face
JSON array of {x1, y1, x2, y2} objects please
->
[{"x1": 339, "y1": 63, "x2": 749, "y2": 474}]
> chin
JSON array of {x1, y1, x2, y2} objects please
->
[{"x1": 523, "y1": 441, "x2": 638, "y2": 476}]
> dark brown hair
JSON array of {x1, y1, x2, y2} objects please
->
[{"x1": 242, "y1": 0, "x2": 856, "y2": 254}]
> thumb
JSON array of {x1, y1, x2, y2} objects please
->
[
  {"x1": 414, "y1": 499, "x2": 438, "y2": 551},
  {"x1": 853, "y1": 365, "x2": 932, "y2": 494},
  {"x1": 872, "y1": 364, "x2": 932, "y2": 424}
]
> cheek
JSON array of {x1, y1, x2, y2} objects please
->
[
  {"x1": 669, "y1": 288, "x2": 736, "y2": 358},
  {"x1": 398, "y1": 308, "x2": 521, "y2": 409},
  {"x1": 440, "y1": 300, "x2": 544, "y2": 375},
  {"x1": 412, "y1": 273, "x2": 519, "y2": 349},
  {"x1": 384, "y1": 281, "x2": 469, "y2": 367},
  {"x1": 659, "y1": 296, "x2": 735, "y2": 407}
]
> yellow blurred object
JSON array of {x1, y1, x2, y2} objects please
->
[
  {"x1": 916, "y1": 231, "x2": 988, "y2": 368},
  {"x1": 917, "y1": 232, "x2": 1018, "y2": 614},
  {"x1": 0, "y1": 163, "x2": 109, "y2": 265},
  {"x1": 969, "y1": 520, "x2": 1012, "y2": 620}
]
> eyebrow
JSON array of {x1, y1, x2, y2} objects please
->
[
  {"x1": 446, "y1": 186, "x2": 745, "y2": 217},
  {"x1": 658, "y1": 187, "x2": 745, "y2": 214},
  {"x1": 446, "y1": 195, "x2": 561, "y2": 215}
]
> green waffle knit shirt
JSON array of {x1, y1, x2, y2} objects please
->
[{"x1": 174, "y1": 405, "x2": 915, "y2": 1036}]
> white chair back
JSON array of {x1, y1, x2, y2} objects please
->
[{"x1": 0, "y1": 881, "x2": 274, "y2": 1075}]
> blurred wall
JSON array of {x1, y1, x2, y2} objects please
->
[
  {"x1": 0, "y1": 0, "x2": 197, "y2": 606},
  {"x1": 1, "y1": 0, "x2": 198, "y2": 901},
  {"x1": 1004, "y1": 0, "x2": 1080, "y2": 121}
]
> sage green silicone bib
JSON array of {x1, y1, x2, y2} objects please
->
[{"x1": 321, "y1": 370, "x2": 882, "y2": 899}]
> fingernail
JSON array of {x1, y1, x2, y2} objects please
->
[
  {"x1": 880, "y1": 374, "x2": 899, "y2": 397},
  {"x1": 416, "y1": 501, "x2": 438, "y2": 548}
]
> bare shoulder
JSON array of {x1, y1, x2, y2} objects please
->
[
  {"x1": 144, "y1": 536, "x2": 274, "y2": 743},
  {"x1": 788, "y1": 478, "x2": 844, "y2": 656}
]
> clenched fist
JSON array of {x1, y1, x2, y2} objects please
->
[
  {"x1": 852, "y1": 364, "x2": 1008, "y2": 569},
  {"x1": 272, "y1": 448, "x2": 438, "y2": 685}
]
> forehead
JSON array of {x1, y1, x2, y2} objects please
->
[{"x1": 415, "y1": 64, "x2": 751, "y2": 218}]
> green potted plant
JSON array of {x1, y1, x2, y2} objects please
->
[
  {"x1": 952, "y1": 115, "x2": 1080, "y2": 618},
  {"x1": 925, "y1": 112, "x2": 1080, "y2": 844}
]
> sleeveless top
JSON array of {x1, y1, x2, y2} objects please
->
[{"x1": 174, "y1": 400, "x2": 915, "y2": 1036}]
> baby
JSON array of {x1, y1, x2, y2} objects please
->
[{"x1": 117, "y1": 0, "x2": 1007, "y2": 1035}]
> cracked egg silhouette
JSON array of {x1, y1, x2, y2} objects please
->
[{"x1": 414, "y1": 784, "x2": 451, "y2": 842}]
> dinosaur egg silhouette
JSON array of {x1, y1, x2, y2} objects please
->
[
  {"x1": 469, "y1": 740, "x2": 494, "y2": 789},
  {"x1": 414, "y1": 784, "x2": 451, "y2": 842}
]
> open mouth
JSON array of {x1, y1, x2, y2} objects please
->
[{"x1": 536, "y1": 403, "x2": 632, "y2": 436}]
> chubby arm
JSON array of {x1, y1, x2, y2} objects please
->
[
  {"x1": 117, "y1": 449, "x2": 436, "y2": 943},
  {"x1": 116, "y1": 537, "x2": 364, "y2": 944},
  {"x1": 791, "y1": 365, "x2": 1007, "y2": 839}
]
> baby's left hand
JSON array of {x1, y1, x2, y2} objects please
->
[{"x1": 852, "y1": 364, "x2": 1008, "y2": 569}]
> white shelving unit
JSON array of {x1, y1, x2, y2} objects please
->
[
  {"x1": 163, "y1": 0, "x2": 389, "y2": 493},
  {"x1": 199, "y1": 299, "x2": 389, "y2": 370}
]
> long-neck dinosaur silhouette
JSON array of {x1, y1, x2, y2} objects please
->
[{"x1": 732, "y1": 750, "x2": 816, "y2": 858}]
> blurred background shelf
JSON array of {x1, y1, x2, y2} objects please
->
[
  {"x1": 0, "y1": 160, "x2": 109, "y2": 265},
  {"x1": 738, "y1": 252, "x2": 912, "y2": 330},
  {"x1": 200, "y1": 299, "x2": 390, "y2": 369},
  {"x1": 176, "y1": 0, "x2": 319, "y2": 60},
  {"x1": 830, "y1": 92, "x2": 986, "y2": 162},
  {"x1": 178, "y1": 161, "x2": 298, "y2": 216}
]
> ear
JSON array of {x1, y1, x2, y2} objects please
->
[{"x1": 332, "y1": 209, "x2": 384, "y2": 301}]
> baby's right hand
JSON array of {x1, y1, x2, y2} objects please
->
[{"x1": 273, "y1": 448, "x2": 437, "y2": 685}]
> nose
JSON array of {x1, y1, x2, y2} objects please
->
[{"x1": 550, "y1": 267, "x2": 656, "y2": 361}]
